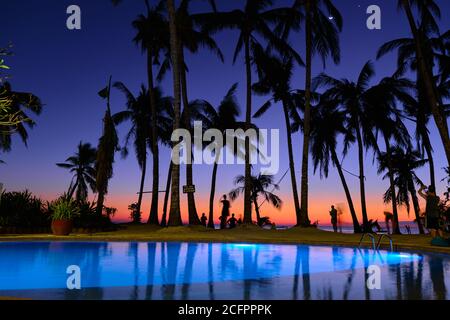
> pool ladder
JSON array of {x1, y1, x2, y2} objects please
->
[{"x1": 358, "y1": 233, "x2": 394, "y2": 251}]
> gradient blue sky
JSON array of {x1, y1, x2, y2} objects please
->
[{"x1": 1, "y1": 0, "x2": 449, "y2": 224}]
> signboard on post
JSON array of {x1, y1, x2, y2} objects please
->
[{"x1": 183, "y1": 185, "x2": 196, "y2": 194}]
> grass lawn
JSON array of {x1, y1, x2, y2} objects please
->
[{"x1": 0, "y1": 224, "x2": 449, "y2": 254}]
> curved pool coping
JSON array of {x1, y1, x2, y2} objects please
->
[{"x1": 0, "y1": 225, "x2": 449, "y2": 255}]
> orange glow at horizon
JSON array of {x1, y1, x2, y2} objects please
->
[{"x1": 102, "y1": 191, "x2": 424, "y2": 227}]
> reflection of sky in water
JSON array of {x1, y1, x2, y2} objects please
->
[{"x1": 0, "y1": 242, "x2": 431, "y2": 291}]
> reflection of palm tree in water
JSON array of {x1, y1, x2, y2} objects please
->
[
  {"x1": 361, "y1": 249, "x2": 373, "y2": 300},
  {"x1": 342, "y1": 248, "x2": 358, "y2": 300},
  {"x1": 181, "y1": 243, "x2": 198, "y2": 299},
  {"x1": 145, "y1": 242, "x2": 157, "y2": 300},
  {"x1": 161, "y1": 243, "x2": 181, "y2": 299},
  {"x1": 63, "y1": 242, "x2": 108, "y2": 300},
  {"x1": 292, "y1": 245, "x2": 311, "y2": 300},
  {"x1": 127, "y1": 242, "x2": 139, "y2": 300},
  {"x1": 429, "y1": 256, "x2": 447, "y2": 299},
  {"x1": 302, "y1": 246, "x2": 311, "y2": 300},
  {"x1": 402, "y1": 258, "x2": 424, "y2": 300},
  {"x1": 243, "y1": 248, "x2": 253, "y2": 300},
  {"x1": 208, "y1": 243, "x2": 215, "y2": 300}
]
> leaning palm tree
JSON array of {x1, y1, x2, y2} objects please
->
[
  {"x1": 196, "y1": 0, "x2": 302, "y2": 224},
  {"x1": 229, "y1": 173, "x2": 282, "y2": 226},
  {"x1": 365, "y1": 76, "x2": 414, "y2": 234},
  {"x1": 0, "y1": 82, "x2": 42, "y2": 152},
  {"x1": 398, "y1": 0, "x2": 450, "y2": 166},
  {"x1": 378, "y1": 147, "x2": 427, "y2": 234},
  {"x1": 190, "y1": 83, "x2": 241, "y2": 228},
  {"x1": 309, "y1": 98, "x2": 361, "y2": 233},
  {"x1": 131, "y1": 0, "x2": 170, "y2": 225},
  {"x1": 175, "y1": 0, "x2": 224, "y2": 225},
  {"x1": 252, "y1": 53, "x2": 302, "y2": 223},
  {"x1": 95, "y1": 77, "x2": 120, "y2": 216},
  {"x1": 113, "y1": 83, "x2": 172, "y2": 223},
  {"x1": 56, "y1": 142, "x2": 97, "y2": 202},
  {"x1": 377, "y1": 24, "x2": 450, "y2": 191},
  {"x1": 314, "y1": 62, "x2": 379, "y2": 231},
  {"x1": 284, "y1": 0, "x2": 343, "y2": 227}
]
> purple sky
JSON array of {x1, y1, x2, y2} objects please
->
[{"x1": 1, "y1": 0, "x2": 449, "y2": 224}]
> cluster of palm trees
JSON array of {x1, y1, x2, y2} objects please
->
[
  {"x1": 0, "y1": 52, "x2": 42, "y2": 163},
  {"x1": 56, "y1": 0, "x2": 449, "y2": 234}
]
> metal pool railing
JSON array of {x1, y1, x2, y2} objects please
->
[{"x1": 358, "y1": 233, "x2": 395, "y2": 251}]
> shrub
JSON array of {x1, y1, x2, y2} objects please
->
[
  {"x1": 0, "y1": 190, "x2": 49, "y2": 227},
  {"x1": 51, "y1": 196, "x2": 80, "y2": 221},
  {"x1": 128, "y1": 202, "x2": 141, "y2": 224}
]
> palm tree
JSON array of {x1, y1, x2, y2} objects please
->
[
  {"x1": 0, "y1": 82, "x2": 42, "y2": 152},
  {"x1": 365, "y1": 76, "x2": 413, "y2": 234},
  {"x1": 176, "y1": 0, "x2": 224, "y2": 225},
  {"x1": 252, "y1": 53, "x2": 302, "y2": 223},
  {"x1": 56, "y1": 142, "x2": 97, "y2": 202},
  {"x1": 377, "y1": 25, "x2": 450, "y2": 191},
  {"x1": 314, "y1": 62, "x2": 379, "y2": 231},
  {"x1": 229, "y1": 173, "x2": 282, "y2": 226},
  {"x1": 309, "y1": 98, "x2": 361, "y2": 233},
  {"x1": 399, "y1": 0, "x2": 450, "y2": 167},
  {"x1": 196, "y1": 0, "x2": 302, "y2": 224},
  {"x1": 166, "y1": 0, "x2": 183, "y2": 226},
  {"x1": 95, "y1": 77, "x2": 120, "y2": 216},
  {"x1": 288, "y1": 0, "x2": 342, "y2": 227},
  {"x1": 113, "y1": 83, "x2": 172, "y2": 223},
  {"x1": 191, "y1": 83, "x2": 241, "y2": 228},
  {"x1": 378, "y1": 147, "x2": 427, "y2": 234},
  {"x1": 131, "y1": 0, "x2": 170, "y2": 225}
]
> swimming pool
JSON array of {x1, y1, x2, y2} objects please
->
[{"x1": 0, "y1": 241, "x2": 448, "y2": 300}]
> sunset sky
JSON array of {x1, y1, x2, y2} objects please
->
[{"x1": 1, "y1": 0, "x2": 450, "y2": 226}]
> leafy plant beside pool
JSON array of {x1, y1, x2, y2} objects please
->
[{"x1": 0, "y1": 190, "x2": 117, "y2": 234}]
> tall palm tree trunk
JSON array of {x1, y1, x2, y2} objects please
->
[
  {"x1": 356, "y1": 125, "x2": 369, "y2": 229},
  {"x1": 299, "y1": 0, "x2": 312, "y2": 227},
  {"x1": 282, "y1": 101, "x2": 301, "y2": 221},
  {"x1": 253, "y1": 197, "x2": 261, "y2": 226},
  {"x1": 424, "y1": 134, "x2": 436, "y2": 191},
  {"x1": 208, "y1": 152, "x2": 220, "y2": 229},
  {"x1": 401, "y1": 0, "x2": 450, "y2": 167},
  {"x1": 161, "y1": 161, "x2": 172, "y2": 227},
  {"x1": 179, "y1": 48, "x2": 201, "y2": 225},
  {"x1": 167, "y1": 0, "x2": 182, "y2": 226},
  {"x1": 96, "y1": 193, "x2": 105, "y2": 217},
  {"x1": 148, "y1": 53, "x2": 160, "y2": 225},
  {"x1": 408, "y1": 179, "x2": 425, "y2": 234},
  {"x1": 243, "y1": 37, "x2": 253, "y2": 224},
  {"x1": 384, "y1": 136, "x2": 401, "y2": 234},
  {"x1": 137, "y1": 152, "x2": 147, "y2": 218},
  {"x1": 331, "y1": 150, "x2": 361, "y2": 233}
]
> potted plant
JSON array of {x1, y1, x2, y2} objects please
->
[{"x1": 51, "y1": 196, "x2": 79, "y2": 235}]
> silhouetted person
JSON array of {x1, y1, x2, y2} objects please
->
[
  {"x1": 228, "y1": 214, "x2": 237, "y2": 229},
  {"x1": 419, "y1": 185, "x2": 444, "y2": 238},
  {"x1": 329, "y1": 205, "x2": 338, "y2": 233},
  {"x1": 237, "y1": 217, "x2": 243, "y2": 225},
  {"x1": 405, "y1": 225, "x2": 411, "y2": 235},
  {"x1": 200, "y1": 213, "x2": 207, "y2": 227},
  {"x1": 220, "y1": 195, "x2": 231, "y2": 229}
]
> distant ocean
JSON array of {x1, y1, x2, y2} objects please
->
[{"x1": 317, "y1": 221, "x2": 422, "y2": 234}]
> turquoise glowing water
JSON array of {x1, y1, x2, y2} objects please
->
[{"x1": 0, "y1": 241, "x2": 448, "y2": 300}]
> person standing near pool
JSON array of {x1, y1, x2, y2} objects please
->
[
  {"x1": 200, "y1": 213, "x2": 207, "y2": 227},
  {"x1": 220, "y1": 195, "x2": 231, "y2": 229},
  {"x1": 329, "y1": 205, "x2": 338, "y2": 233},
  {"x1": 418, "y1": 184, "x2": 444, "y2": 239}
]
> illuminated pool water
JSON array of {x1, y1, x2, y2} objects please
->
[{"x1": 0, "y1": 241, "x2": 448, "y2": 300}]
